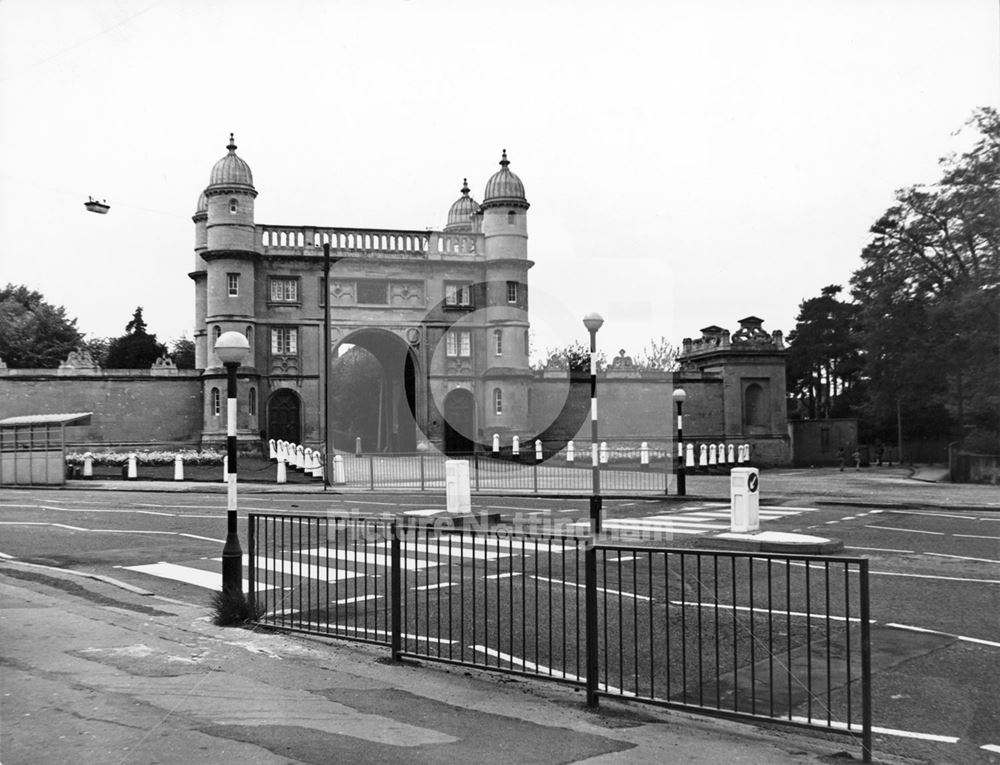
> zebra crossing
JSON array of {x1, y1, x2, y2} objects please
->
[{"x1": 571, "y1": 503, "x2": 816, "y2": 536}]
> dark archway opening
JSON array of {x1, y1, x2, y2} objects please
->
[
  {"x1": 267, "y1": 389, "x2": 301, "y2": 443},
  {"x1": 443, "y1": 388, "x2": 475, "y2": 455},
  {"x1": 330, "y1": 330, "x2": 420, "y2": 453}
]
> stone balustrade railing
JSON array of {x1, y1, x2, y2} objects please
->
[{"x1": 257, "y1": 226, "x2": 481, "y2": 258}]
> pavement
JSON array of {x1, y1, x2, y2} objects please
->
[{"x1": 3, "y1": 465, "x2": 995, "y2": 765}]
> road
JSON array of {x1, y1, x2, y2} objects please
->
[{"x1": 1, "y1": 484, "x2": 998, "y2": 764}]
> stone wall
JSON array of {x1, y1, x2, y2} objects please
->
[{"x1": 0, "y1": 370, "x2": 203, "y2": 446}]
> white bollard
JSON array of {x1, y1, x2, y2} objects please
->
[
  {"x1": 333, "y1": 454, "x2": 346, "y2": 484},
  {"x1": 567, "y1": 440, "x2": 575, "y2": 462},
  {"x1": 269, "y1": 438, "x2": 276, "y2": 460},
  {"x1": 492, "y1": 433, "x2": 500, "y2": 454},
  {"x1": 355, "y1": 436, "x2": 363, "y2": 456},
  {"x1": 640, "y1": 442, "x2": 649, "y2": 470},
  {"x1": 127, "y1": 453, "x2": 138, "y2": 480},
  {"x1": 535, "y1": 439, "x2": 543, "y2": 461},
  {"x1": 728, "y1": 444, "x2": 736, "y2": 463},
  {"x1": 222, "y1": 455, "x2": 228, "y2": 482},
  {"x1": 311, "y1": 450, "x2": 324, "y2": 478},
  {"x1": 685, "y1": 443, "x2": 695, "y2": 467},
  {"x1": 718, "y1": 443, "x2": 726, "y2": 464},
  {"x1": 276, "y1": 458, "x2": 287, "y2": 484},
  {"x1": 445, "y1": 459, "x2": 472, "y2": 514},
  {"x1": 83, "y1": 454, "x2": 93, "y2": 478},
  {"x1": 730, "y1": 467, "x2": 760, "y2": 533},
  {"x1": 296, "y1": 445, "x2": 305, "y2": 470},
  {"x1": 512, "y1": 435, "x2": 520, "y2": 456},
  {"x1": 708, "y1": 444, "x2": 717, "y2": 465},
  {"x1": 173, "y1": 454, "x2": 184, "y2": 481},
  {"x1": 699, "y1": 444, "x2": 708, "y2": 467},
  {"x1": 599, "y1": 441, "x2": 609, "y2": 464}
]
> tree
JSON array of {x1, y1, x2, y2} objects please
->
[
  {"x1": 0, "y1": 284, "x2": 83, "y2": 368},
  {"x1": 540, "y1": 342, "x2": 606, "y2": 373},
  {"x1": 82, "y1": 336, "x2": 110, "y2": 368},
  {"x1": 170, "y1": 336, "x2": 196, "y2": 369},
  {"x1": 329, "y1": 346, "x2": 384, "y2": 448},
  {"x1": 785, "y1": 285, "x2": 864, "y2": 419},
  {"x1": 104, "y1": 307, "x2": 167, "y2": 369},
  {"x1": 850, "y1": 107, "x2": 1000, "y2": 439},
  {"x1": 635, "y1": 336, "x2": 680, "y2": 371}
]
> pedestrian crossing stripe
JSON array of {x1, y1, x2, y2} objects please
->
[
  {"x1": 303, "y1": 548, "x2": 432, "y2": 570},
  {"x1": 209, "y1": 555, "x2": 362, "y2": 582},
  {"x1": 121, "y1": 562, "x2": 275, "y2": 592}
]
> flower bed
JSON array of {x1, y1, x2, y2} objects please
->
[{"x1": 66, "y1": 449, "x2": 225, "y2": 467}]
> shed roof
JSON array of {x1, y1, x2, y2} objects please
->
[{"x1": 0, "y1": 412, "x2": 92, "y2": 427}]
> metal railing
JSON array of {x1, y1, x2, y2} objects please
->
[{"x1": 247, "y1": 513, "x2": 871, "y2": 761}]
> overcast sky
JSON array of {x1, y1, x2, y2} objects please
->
[{"x1": 1, "y1": 0, "x2": 997, "y2": 362}]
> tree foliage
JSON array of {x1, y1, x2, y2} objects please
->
[
  {"x1": 850, "y1": 107, "x2": 1000, "y2": 438},
  {"x1": 329, "y1": 346, "x2": 384, "y2": 449},
  {"x1": 170, "y1": 336, "x2": 196, "y2": 369},
  {"x1": 105, "y1": 306, "x2": 167, "y2": 369},
  {"x1": 635, "y1": 336, "x2": 680, "y2": 371},
  {"x1": 786, "y1": 286, "x2": 863, "y2": 419},
  {"x1": 0, "y1": 284, "x2": 83, "y2": 368}
]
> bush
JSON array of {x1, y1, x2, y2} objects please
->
[
  {"x1": 962, "y1": 429, "x2": 1000, "y2": 455},
  {"x1": 210, "y1": 589, "x2": 261, "y2": 626},
  {"x1": 66, "y1": 448, "x2": 224, "y2": 467}
]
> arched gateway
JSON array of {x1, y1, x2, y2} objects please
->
[{"x1": 192, "y1": 137, "x2": 534, "y2": 454}]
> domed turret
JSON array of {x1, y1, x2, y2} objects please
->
[
  {"x1": 195, "y1": 190, "x2": 208, "y2": 214},
  {"x1": 208, "y1": 134, "x2": 254, "y2": 189},
  {"x1": 482, "y1": 150, "x2": 528, "y2": 209},
  {"x1": 444, "y1": 178, "x2": 481, "y2": 232}
]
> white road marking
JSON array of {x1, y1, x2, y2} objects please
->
[
  {"x1": 788, "y1": 716, "x2": 959, "y2": 743},
  {"x1": 324, "y1": 624, "x2": 457, "y2": 645},
  {"x1": 486, "y1": 571, "x2": 522, "y2": 579},
  {"x1": 954, "y1": 533, "x2": 1000, "y2": 540},
  {"x1": 414, "y1": 581, "x2": 456, "y2": 591},
  {"x1": 471, "y1": 646, "x2": 584, "y2": 681},
  {"x1": 530, "y1": 574, "x2": 650, "y2": 601},
  {"x1": 886, "y1": 510, "x2": 978, "y2": 520},
  {"x1": 926, "y1": 552, "x2": 1000, "y2": 565},
  {"x1": 871, "y1": 571, "x2": 1000, "y2": 584},
  {"x1": 981, "y1": 744, "x2": 1000, "y2": 753},
  {"x1": 334, "y1": 594, "x2": 380, "y2": 604},
  {"x1": 304, "y1": 548, "x2": 431, "y2": 571},
  {"x1": 210, "y1": 555, "x2": 361, "y2": 582},
  {"x1": 670, "y1": 601, "x2": 865, "y2": 622},
  {"x1": 844, "y1": 546, "x2": 915, "y2": 554},
  {"x1": 884, "y1": 623, "x2": 1000, "y2": 648},
  {"x1": 866, "y1": 525, "x2": 945, "y2": 536},
  {"x1": 121, "y1": 562, "x2": 270, "y2": 592}
]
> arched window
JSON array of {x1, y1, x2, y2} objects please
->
[
  {"x1": 493, "y1": 387, "x2": 503, "y2": 416},
  {"x1": 229, "y1": 198, "x2": 238, "y2": 214},
  {"x1": 211, "y1": 387, "x2": 221, "y2": 416},
  {"x1": 248, "y1": 386, "x2": 257, "y2": 416},
  {"x1": 507, "y1": 210, "x2": 515, "y2": 225},
  {"x1": 744, "y1": 383, "x2": 765, "y2": 428},
  {"x1": 213, "y1": 325, "x2": 221, "y2": 343},
  {"x1": 245, "y1": 325, "x2": 253, "y2": 346},
  {"x1": 494, "y1": 329, "x2": 503, "y2": 356}
]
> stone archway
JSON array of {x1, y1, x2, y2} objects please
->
[
  {"x1": 442, "y1": 388, "x2": 475, "y2": 455},
  {"x1": 267, "y1": 389, "x2": 301, "y2": 443}
]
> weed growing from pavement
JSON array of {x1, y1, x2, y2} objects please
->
[{"x1": 211, "y1": 589, "x2": 262, "y2": 627}]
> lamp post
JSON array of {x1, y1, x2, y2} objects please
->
[
  {"x1": 583, "y1": 312, "x2": 604, "y2": 533},
  {"x1": 215, "y1": 331, "x2": 250, "y2": 594},
  {"x1": 673, "y1": 388, "x2": 687, "y2": 496}
]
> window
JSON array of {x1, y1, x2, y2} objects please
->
[
  {"x1": 249, "y1": 387, "x2": 257, "y2": 416},
  {"x1": 506, "y1": 281, "x2": 518, "y2": 304},
  {"x1": 444, "y1": 282, "x2": 472, "y2": 308},
  {"x1": 270, "y1": 277, "x2": 299, "y2": 303},
  {"x1": 494, "y1": 329, "x2": 503, "y2": 356},
  {"x1": 229, "y1": 198, "x2": 238, "y2": 214},
  {"x1": 213, "y1": 325, "x2": 221, "y2": 343},
  {"x1": 493, "y1": 388, "x2": 503, "y2": 415},
  {"x1": 744, "y1": 383, "x2": 765, "y2": 428},
  {"x1": 271, "y1": 327, "x2": 298, "y2": 355},
  {"x1": 227, "y1": 273, "x2": 239, "y2": 296},
  {"x1": 357, "y1": 280, "x2": 388, "y2": 304},
  {"x1": 445, "y1": 330, "x2": 471, "y2": 357},
  {"x1": 507, "y1": 210, "x2": 515, "y2": 225},
  {"x1": 211, "y1": 387, "x2": 221, "y2": 416},
  {"x1": 245, "y1": 326, "x2": 253, "y2": 345}
]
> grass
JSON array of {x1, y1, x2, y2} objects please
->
[{"x1": 211, "y1": 588, "x2": 262, "y2": 626}]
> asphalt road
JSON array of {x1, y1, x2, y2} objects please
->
[{"x1": 1, "y1": 485, "x2": 998, "y2": 764}]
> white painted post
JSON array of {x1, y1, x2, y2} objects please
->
[
  {"x1": 276, "y1": 457, "x2": 287, "y2": 484},
  {"x1": 333, "y1": 454, "x2": 346, "y2": 484},
  {"x1": 728, "y1": 444, "x2": 736, "y2": 463},
  {"x1": 492, "y1": 433, "x2": 500, "y2": 454},
  {"x1": 355, "y1": 436, "x2": 363, "y2": 456},
  {"x1": 730, "y1": 467, "x2": 760, "y2": 533},
  {"x1": 445, "y1": 459, "x2": 472, "y2": 514},
  {"x1": 718, "y1": 443, "x2": 726, "y2": 464},
  {"x1": 640, "y1": 442, "x2": 649, "y2": 471},
  {"x1": 708, "y1": 443, "x2": 717, "y2": 465},
  {"x1": 599, "y1": 441, "x2": 609, "y2": 464},
  {"x1": 512, "y1": 435, "x2": 520, "y2": 456},
  {"x1": 685, "y1": 443, "x2": 695, "y2": 467},
  {"x1": 268, "y1": 438, "x2": 276, "y2": 460},
  {"x1": 699, "y1": 444, "x2": 708, "y2": 467},
  {"x1": 83, "y1": 454, "x2": 93, "y2": 478},
  {"x1": 127, "y1": 453, "x2": 138, "y2": 480},
  {"x1": 296, "y1": 445, "x2": 305, "y2": 470},
  {"x1": 535, "y1": 439, "x2": 543, "y2": 461},
  {"x1": 567, "y1": 440, "x2": 575, "y2": 462},
  {"x1": 173, "y1": 454, "x2": 184, "y2": 481},
  {"x1": 222, "y1": 455, "x2": 228, "y2": 482}
]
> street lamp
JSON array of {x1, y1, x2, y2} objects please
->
[
  {"x1": 673, "y1": 388, "x2": 687, "y2": 496},
  {"x1": 215, "y1": 331, "x2": 250, "y2": 594},
  {"x1": 583, "y1": 312, "x2": 604, "y2": 533}
]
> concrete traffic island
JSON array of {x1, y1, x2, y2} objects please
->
[
  {"x1": 402, "y1": 459, "x2": 501, "y2": 528},
  {"x1": 696, "y1": 467, "x2": 843, "y2": 554}
]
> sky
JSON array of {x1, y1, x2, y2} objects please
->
[{"x1": 0, "y1": 0, "x2": 997, "y2": 364}]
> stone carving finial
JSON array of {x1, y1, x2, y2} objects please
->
[
  {"x1": 152, "y1": 355, "x2": 176, "y2": 369},
  {"x1": 59, "y1": 346, "x2": 98, "y2": 370}
]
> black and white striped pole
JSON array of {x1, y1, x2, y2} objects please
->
[
  {"x1": 583, "y1": 313, "x2": 604, "y2": 534},
  {"x1": 673, "y1": 388, "x2": 687, "y2": 496},
  {"x1": 215, "y1": 331, "x2": 250, "y2": 594}
]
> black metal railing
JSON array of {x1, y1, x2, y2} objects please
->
[{"x1": 247, "y1": 513, "x2": 871, "y2": 762}]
